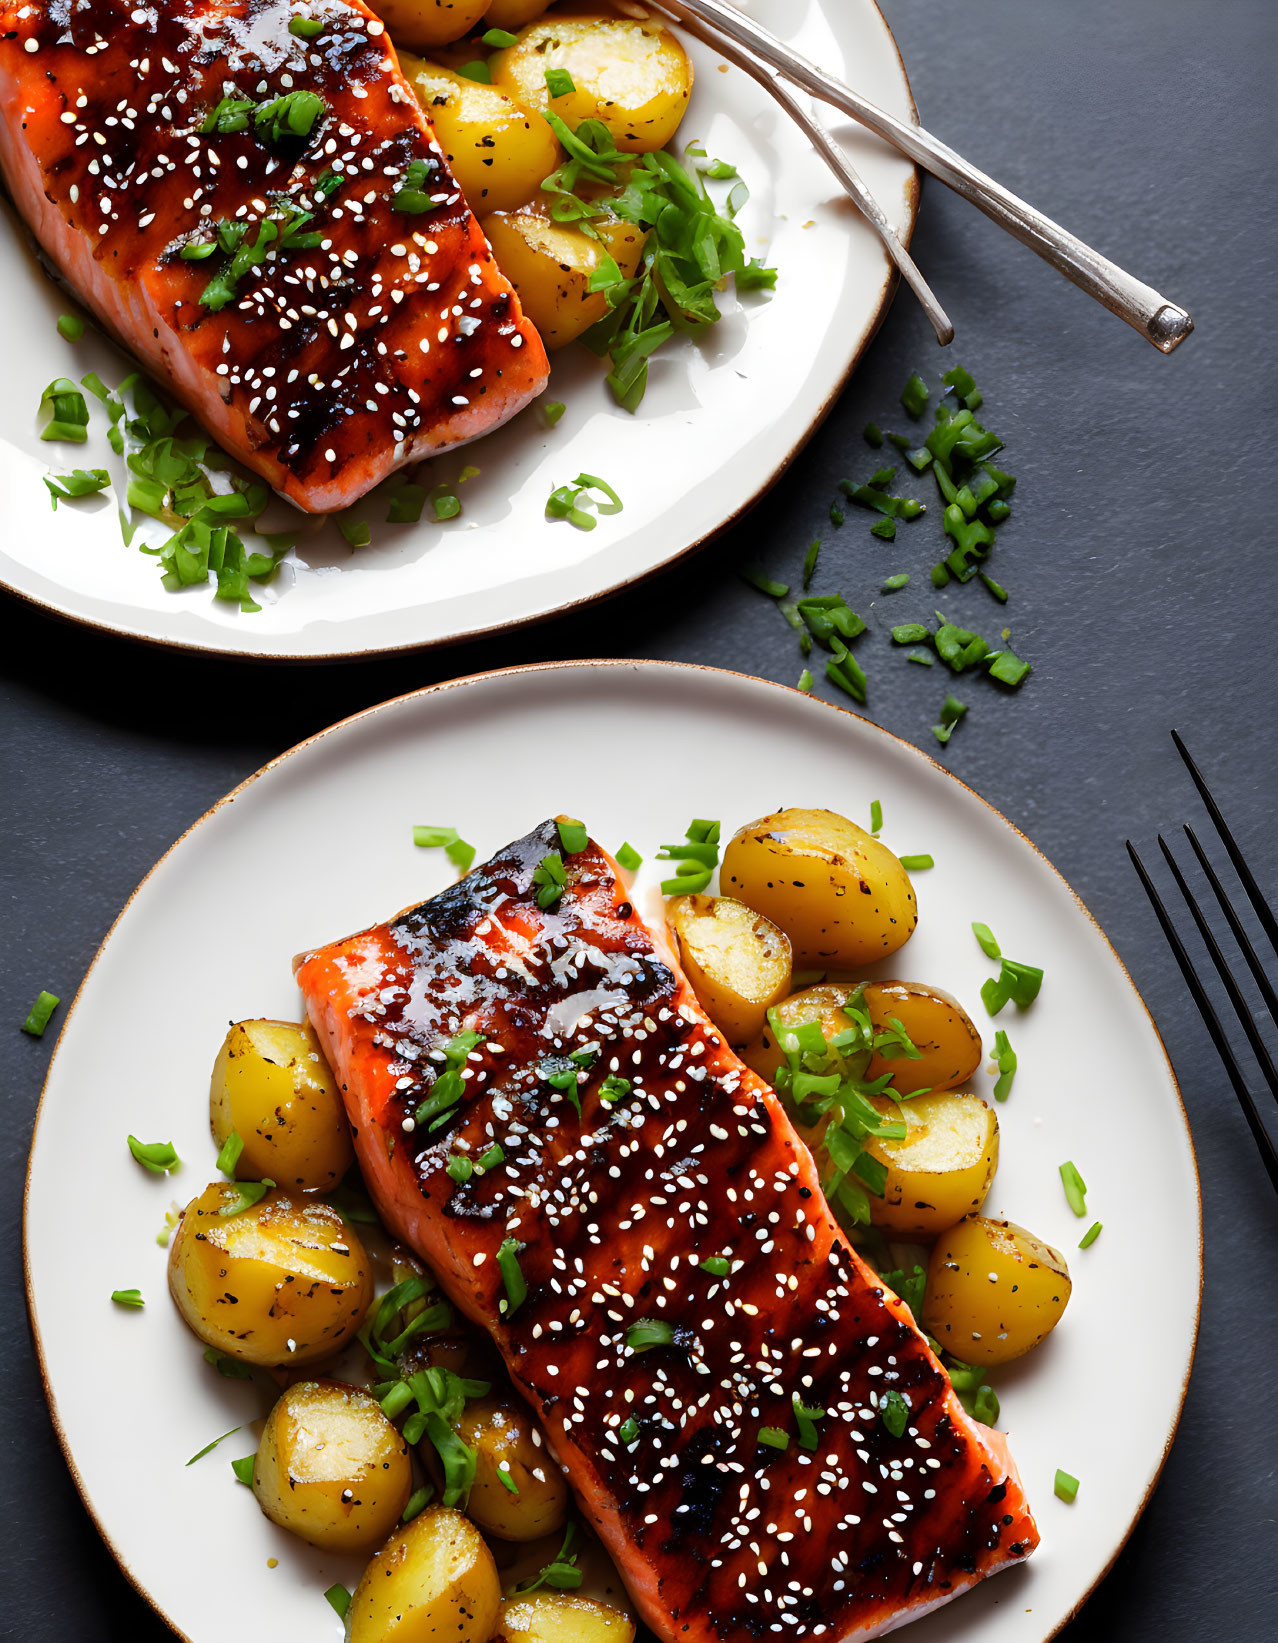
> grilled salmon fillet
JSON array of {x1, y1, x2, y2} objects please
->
[
  {"x1": 0, "y1": 0, "x2": 549, "y2": 512},
  {"x1": 295, "y1": 821, "x2": 1038, "y2": 1640}
]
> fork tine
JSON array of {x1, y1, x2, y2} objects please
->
[
  {"x1": 1127, "y1": 841, "x2": 1278, "y2": 1191},
  {"x1": 1172, "y1": 729, "x2": 1278, "y2": 953},
  {"x1": 1157, "y1": 835, "x2": 1278, "y2": 1099},
  {"x1": 1182, "y1": 823, "x2": 1278, "y2": 1025}
]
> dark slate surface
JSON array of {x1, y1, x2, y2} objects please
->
[{"x1": 3, "y1": 0, "x2": 1275, "y2": 1637}]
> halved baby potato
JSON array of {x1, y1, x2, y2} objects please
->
[
  {"x1": 863, "y1": 1091, "x2": 999, "y2": 1237},
  {"x1": 210, "y1": 1019, "x2": 353, "y2": 1192},
  {"x1": 168, "y1": 1184, "x2": 371, "y2": 1367},
  {"x1": 479, "y1": 208, "x2": 644, "y2": 346},
  {"x1": 253, "y1": 1380, "x2": 412, "y2": 1554},
  {"x1": 483, "y1": 0, "x2": 550, "y2": 29},
  {"x1": 491, "y1": 10, "x2": 693, "y2": 152},
  {"x1": 861, "y1": 981, "x2": 982, "y2": 1096},
  {"x1": 495, "y1": 1591, "x2": 637, "y2": 1643},
  {"x1": 923, "y1": 1216, "x2": 1072, "y2": 1366},
  {"x1": 666, "y1": 894, "x2": 792, "y2": 1044},
  {"x1": 431, "y1": 1396, "x2": 568, "y2": 1541},
  {"x1": 375, "y1": 0, "x2": 490, "y2": 50},
  {"x1": 347, "y1": 1505, "x2": 501, "y2": 1643},
  {"x1": 400, "y1": 57, "x2": 562, "y2": 213},
  {"x1": 740, "y1": 982, "x2": 866, "y2": 1086},
  {"x1": 721, "y1": 809, "x2": 918, "y2": 967}
]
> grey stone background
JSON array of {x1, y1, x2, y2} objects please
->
[{"x1": 3, "y1": 0, "x2": 1275, "y2": 1636}]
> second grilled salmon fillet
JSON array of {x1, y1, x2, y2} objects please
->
[
  {"x1": 296, "y1": 821, "x2": 1038, "y2": 1640},
  {"x1": 0, "y1": 0, "x2": 549, "y2": 512}
]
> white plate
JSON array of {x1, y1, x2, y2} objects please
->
[
  {"x1": 0, "y1": 2, "x2": 917, "y2": 660},
  {"x1": 25, "y1": 661, "x2": 1200, "y2": 1642}
]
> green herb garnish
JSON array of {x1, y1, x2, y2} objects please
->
[
  {"x1": 446, "y1": 1154, "x2": 474, "y2": 1185},
  {"x1": 288, "y1": 14, "x2": 324, "y2": 38},
  {"x1": 127, "y1": 1135, "x2": 180, "y2": 1174},
  {"x1": 1059, "y1": 1160, "x2": 1088, "y2": 1217},
  {"x1": 880, "y1": 1389, "x2": 910, "y2": 1437},
  {"x1": 483, "y1": 26, "x2": 519, "y2": 47},
  {"x1": 215, "y1": 1130, "x2": 244, "y2": 1176},
  {"x1": 393, "y1": 156, "x2": 439, "y2": 214},
  {"x1": 626, "y1": 1318, "x2": 674, "y2": 1352},
  {"x1": 254, "y1": 89, "x2": 326, "y2": 143},
  {"x1": 699, "y1": 1255, "x2": 731, "y2": 1277},
  {"x1": 792, "y1": 1396, "x2": 825, "y2": 1451},
  {"x1": 740, "y1": 565, "x2": 790, "y2": 599},
  {"x1": 1079, "y1": 1221, "x2": 1103, "y2": 1249},
  {"x1": 218, "y1": 1179, "x2": 274, "y2": 1217},
  {"x1": 44, "y1": 468, "x2": 110, "y2": 510},
  {"x1": 992, "y1": 1029, "x2": 1017, "y2": 1101},
  {"x1": 513, "y1": 1523, "x2": 584, "y2": 1593},
  {"x1": 797, "y1": 668, "x2": 813, "y2": 692},
  {"x1": 532, "y1": 851, "x2": 568, "y2": 909},
  {"x1": 57, "y1": 312, "x2": 85, "y2": 342},
  {"x1": 557, "y1": 818, "x2": 589, "y2": 854},
  {"x1": 599, "y1": 1074, "x2": 631, "y2": 1104},
  {"x1": 900, "y1": 373, "x2": 929, "y2": 417},
  {"x1": 657, "y1": 817, "x2": 720, "y2": 895},
  {"x1": 21, "y1": 989, "x2": 60, "y2": 1036},
  {"x1": 111, "y1": 1288, "x2": 145, "y2": 1308},
  {"x1": 898, "y1": 854, "x2": 933, "y2": 871},
  {"x1": 545, "y1": 67, "x2": 576, "y2": 97},
  {"x1": 1054, "y1": 1468, "x2": 1080, "y2": 1503},
  {"x1": 758, "y1": 1426, "x2": 789, "y2": 1450},
  {"x1": 546, "y1": 471, "x2": 622, "y2": 529},
  {"x1": 972, "y1": 922, "x2": 1001, "y2": 959},
  {"x1": 802, "y1": 538, "x2": 820, "y2": 588},
  {"x1": 618, "y1": 1417, "x2": 639, "y2": 1445},
  {"x1": 615, "y1": 841, "x2": 642, "y2": 872},
  {"x1": 540, "y1": 400, "x2": 566, "y2": 427},
  {"x1": 204, "y1": 1346, "x2": 253, "y2": 1379},
  {"x1": 402, "y1": 1485, "x2": 433, "y2": 1522},
  {"x1": 324, "y1": 1584, "x2": 351, "y2": 1619},
  {"x1": 932, "y1": 694, "x2": 967, "y2": 746},
  {"x1": 231, "y1": 1454, "x2": 256, "y2": 1486},
  {"x1": 185, "y1": 1424, "x2": 241, "y2": 1465},
  {"x1": 339, "y1": 519, "x2": 371, "y2": 547},
  {"x1": 39, "y1": 378, "x2": 90, "y2": 443},
  {"x1": 497, "y1": 1238, "x2": 527, "y2": 1317},
  {"x1": 413, "y1": 824, "x2": 477, "y2": 875}
]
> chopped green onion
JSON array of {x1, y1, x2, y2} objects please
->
[
  {"x1": 186, "y1": 1424, "x2": 241, "y2": 1465},
  {"x1": 127, "y1": 1135, "x2": 181, "y2": 1174},
  {"x1": 981, "y1": 976, "x2": 1008, "y2": 1016},
  {"x1": 797, "y1": 593, "x2": 866, "y2": 648},
  {"x1": 871, "y1": 517, "x2": 897, "y2": 542},
  {"x1": 972, "y1": 922, "x2": 1001, "y2": 960},
  {"x1": 253, "y1": 89, "x2": 327, "y2": 143},
  {"x1": 44, "y1": 467, "x2": 111, "y2": 511},
  {"x1": 339, "y1": 519, "x2": 371, "y2": 547},
  {"x1": 618, "y1": 1416, "x2": 639, "y2": 1444},
  {"x1": 288, "y1": 14, "x2": 324, "y2": 37},
  {"x1": 39, "y1": 377, "x2": 90, "y2": 444},
  {"x1": 988, "y1": 650, "x2": 1031, "y2": 687},
  {"x1": 393, "y1": 156, "x2": 439, "y2": 214},
  {"x1": 545, "y1": 67, "x2": 576, "y2": 97},
  {"x1": 557, "y1": 818, "x2": 588, "y2": 854},
  {"x1": 839, "y1": 479, "x2": 925, "y2": 520},
  {"x1": 829, "y1": 503, "x2": 844, "y2": 527},
  {"x1": 21, "y1": 989, "x2": 60, "y2": 1036},
  {"x1": 215, "y1": 1130, "x2": 244, "y2": 1176},
  {"x1": 931, "y1": 695, "x2": 967, "y2": 746},
  {"x1": 881, "y1": 572, "x2": 910, "y2": 591},
  {"x1": 870, "y1": 799, "x2": 883, "y2": 834},
  {"x1": 826, "y1": 640, "x2": 868, "y2": 705},
  {"x1": 971, "y1": 1384, "x2": 1000, "y2": 1425},
  {"x1": 797, "y1": 668, "x2": 813, "y2": 692},
  {"x1": 1054, "y1": 1469, "x2": 1080, "y2": 1504},
  {"x1": 898, "y1": 854, "x2": 933, "y2": 871},
  {"x1": 497, "y1": 1238, "x2": 527, "y2": 1317},
  {"x1": 218, "y1": 1178, "x2": 274, "y2": 1217},
  {"x1": 615, "y1": 842, "x2": 642, "y2": 872},
  {"x1": 387, "y1": 484, "x2": 425, "y2": 524},
  {"x1": 758, "y1": 1426, "x2": 789, "y2": 1450},
  {"x1": 980, "y1": 572, "x2": 1009, "y2": 602},
  {"x1": 457, "y1": 59, "x2": 492, "y2": 83},
  {"x1": 900, "y1": 374, "x2": 930, "y2": 417},
  {"x1": 412, "y1": 824, "x2": 476, "y2": 875},
  {"x1": 802, "y1": 538, "x2": 820, "y2": 588},
  {"x1": 891, "y1": 622, "x2": 931, "y2": 645},
  {"x1": 110, "y1": 1288, "x2": 145, "y2": 1308},
  {"x1": 482, "y1": 26, "x2": 518, "y2": 47},
  {"x1": 992, "y1": 1029, "x2": 1016, "y2": 1101},
  {"x1": 57, "y1": 313, "x2": 85, "y2": 342},
  {"x1": 532, "y1": 852, "x2": 568, "y2": 909},
  {"x1": 699, "y1": 1255, "x2": 731, "y2": 1277},
  {"x1": 496, "y1": 1464, "x2": 520, "y2": 1494},
  {"x1": 446, "y1": 1154, "x2": 474, "y2": 1185},
  {"x1": 863, "y1": 421, "x2": 883, "y2": 447},
  {"x1": 1079, "y1": 1221, "x2": 1103, "y2": 1249},
  {"x1": 204, "y1": 1345, "x2": 253, "y2": 1379},
  {"x1": 512, "y1": 1523, "x2": 583, "y2": 1593},
  {"x1": 599, "y1": 1074, "x2": 631, "y2": 1103},
  {"x1": 906, "y1": 649, "x2": 934, "y2": 666},
  {"x1": 741, "y1": 565, "x2": 789, "y2": 599},
  {"x1": 880, "y1": 1389, "x2": 910, "y2": 1438},
  {"x1": 541, "y1": 400, "x2": 566, "y2": 427},
  {"x1": 1059, "y1": 1160, "x2": 1088, "y2": 1217},
  {"x1": 324, "y1": 1584, "x2": 351, "y2": 1619},
  {"x1": 231, "y1": 1454, "x2": 256, "y2": 1486},
  {"x1": 998, "y1": 957, "x2": 1044, "y2": 1007},
  {"x1": 792, "y1": 1396, "x2": 825, "y2": 1451},
  {"x1": 477, "y1": 1143, "x2": 505, "y2": 1172},
  {"x1": 626, "y1": 1319, "x2": 674, "y2": 1352}
]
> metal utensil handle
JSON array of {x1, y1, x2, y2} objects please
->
[
  {"x1": 662, "y1": 0, "x2": 1193, "y2": 352},
  {"x1": 662, "y1": 2, "x2": 953, "y2": 343}
]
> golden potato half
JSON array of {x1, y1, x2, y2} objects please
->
[
  {"x1": 863, "y1": 1092, "x2": 999, "y2": 1238},
  {"x1": 253, "y1": 1380, "x2": 412, "y2": 1553},
  {"x1": 495, "y1": 1590, "x2": 637, "y2": 1643},
  {"x1": 923, "y1": 1216, "x2": 1072, "y2": 1366},
  {"x1": 210, "y1": 1018, "x2": 353, "y2": 1192},
  {"x1": 347, "y1": 1505, "x2": 501, "y2": 1643},
  {"x1": 434, "y1": 1397, "x2": 568, "y2": 1541},
  {"x1": 400, "y1": 57, "x2": 562, "y2": 214},
  {"x1": 721, "y1": 808, "x2": 918, "y2": 967},
  {"x1": 491, "y1": 12, "x2": 692, "y2": 152},
  {"x1": 168, "y1": 1184, "x2": 371, "y2": 1367},
  {"x1": 479, "y1": 208, "x2": 644, "y2": 347},
  {"x1": 861, "y1": 981, "x2": 982, "y2": 1096},
  {"x1": 666, "y1": 893, "x2": 792, "y2": 1044},
  {"x1": 378, "y1": 0, "x2": 489, "y2": 50}
]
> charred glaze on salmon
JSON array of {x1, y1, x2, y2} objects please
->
[
  {"x1": 0, "y1": 0, "x2": 549, "y2": 512},
  {"x1": 296, "y1": 821, "x2": 1038, "y2": 1641}
]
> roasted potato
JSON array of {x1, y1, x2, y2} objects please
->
[
  {"x1": 428, "y1": 1397, "x2": 568, "y2": 1541},
  {"x1": 483, "y1": 0, "x2": 548, "y2": 27},
  {"x1": 167, "y1": 1183, "x2": 371, "y2": 1367},
  {"x1": 666, "y1": 894, "x2": 792, "y2": 1044},
  {"x1": 209, "y1": 1019, "x2": 353, "y2": 1192},
  {"x1": 923, "y1": 1216, "x2": 1072, "y2": 1366},
  {"x1": 252, "y1": 1380, "x2": 412, "y2": 1553},
  {"x1": 491, "y1": 10, "x2": 692, "y2": 152},
  {"x1": 721, "y1": 809, "x2": 918, "y2": 967},
  {"x1": 495, "y1": 1591, "x2": 637, "y2": 1643},
  {"x1": 399, "y1": 56, "x2": 562, "y2": 213},
  {"x1": 375, "y1": 0, "x2": 489, "y2": 50},
  {"x1": 740, "y1": 982, "x2": 868, "y2": 1086},
  {"x1": 861, "y1": 981, "x2": 982, "y2": 1096},
  {"x1": 863, "y1": 1092, "x2": 999, "y2": 1237},
  {"x1": 346, "y1": 1505, "x2": 501, "y2": 1643},
  {"x1": 479, "y1": 208, "x2": 644, "y2": 347}
]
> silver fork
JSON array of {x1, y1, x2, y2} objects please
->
[
  {"x1": 1127, "y1": 733, "x2": 1278, "y2": 1191},
  {"x1": 656, "y1": 0, "x2": 1193, "y2": 352}
]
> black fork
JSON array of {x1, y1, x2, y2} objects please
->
[{"x1": 1127, "y1": 731, "x2": 1278, "y2": 1192}]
